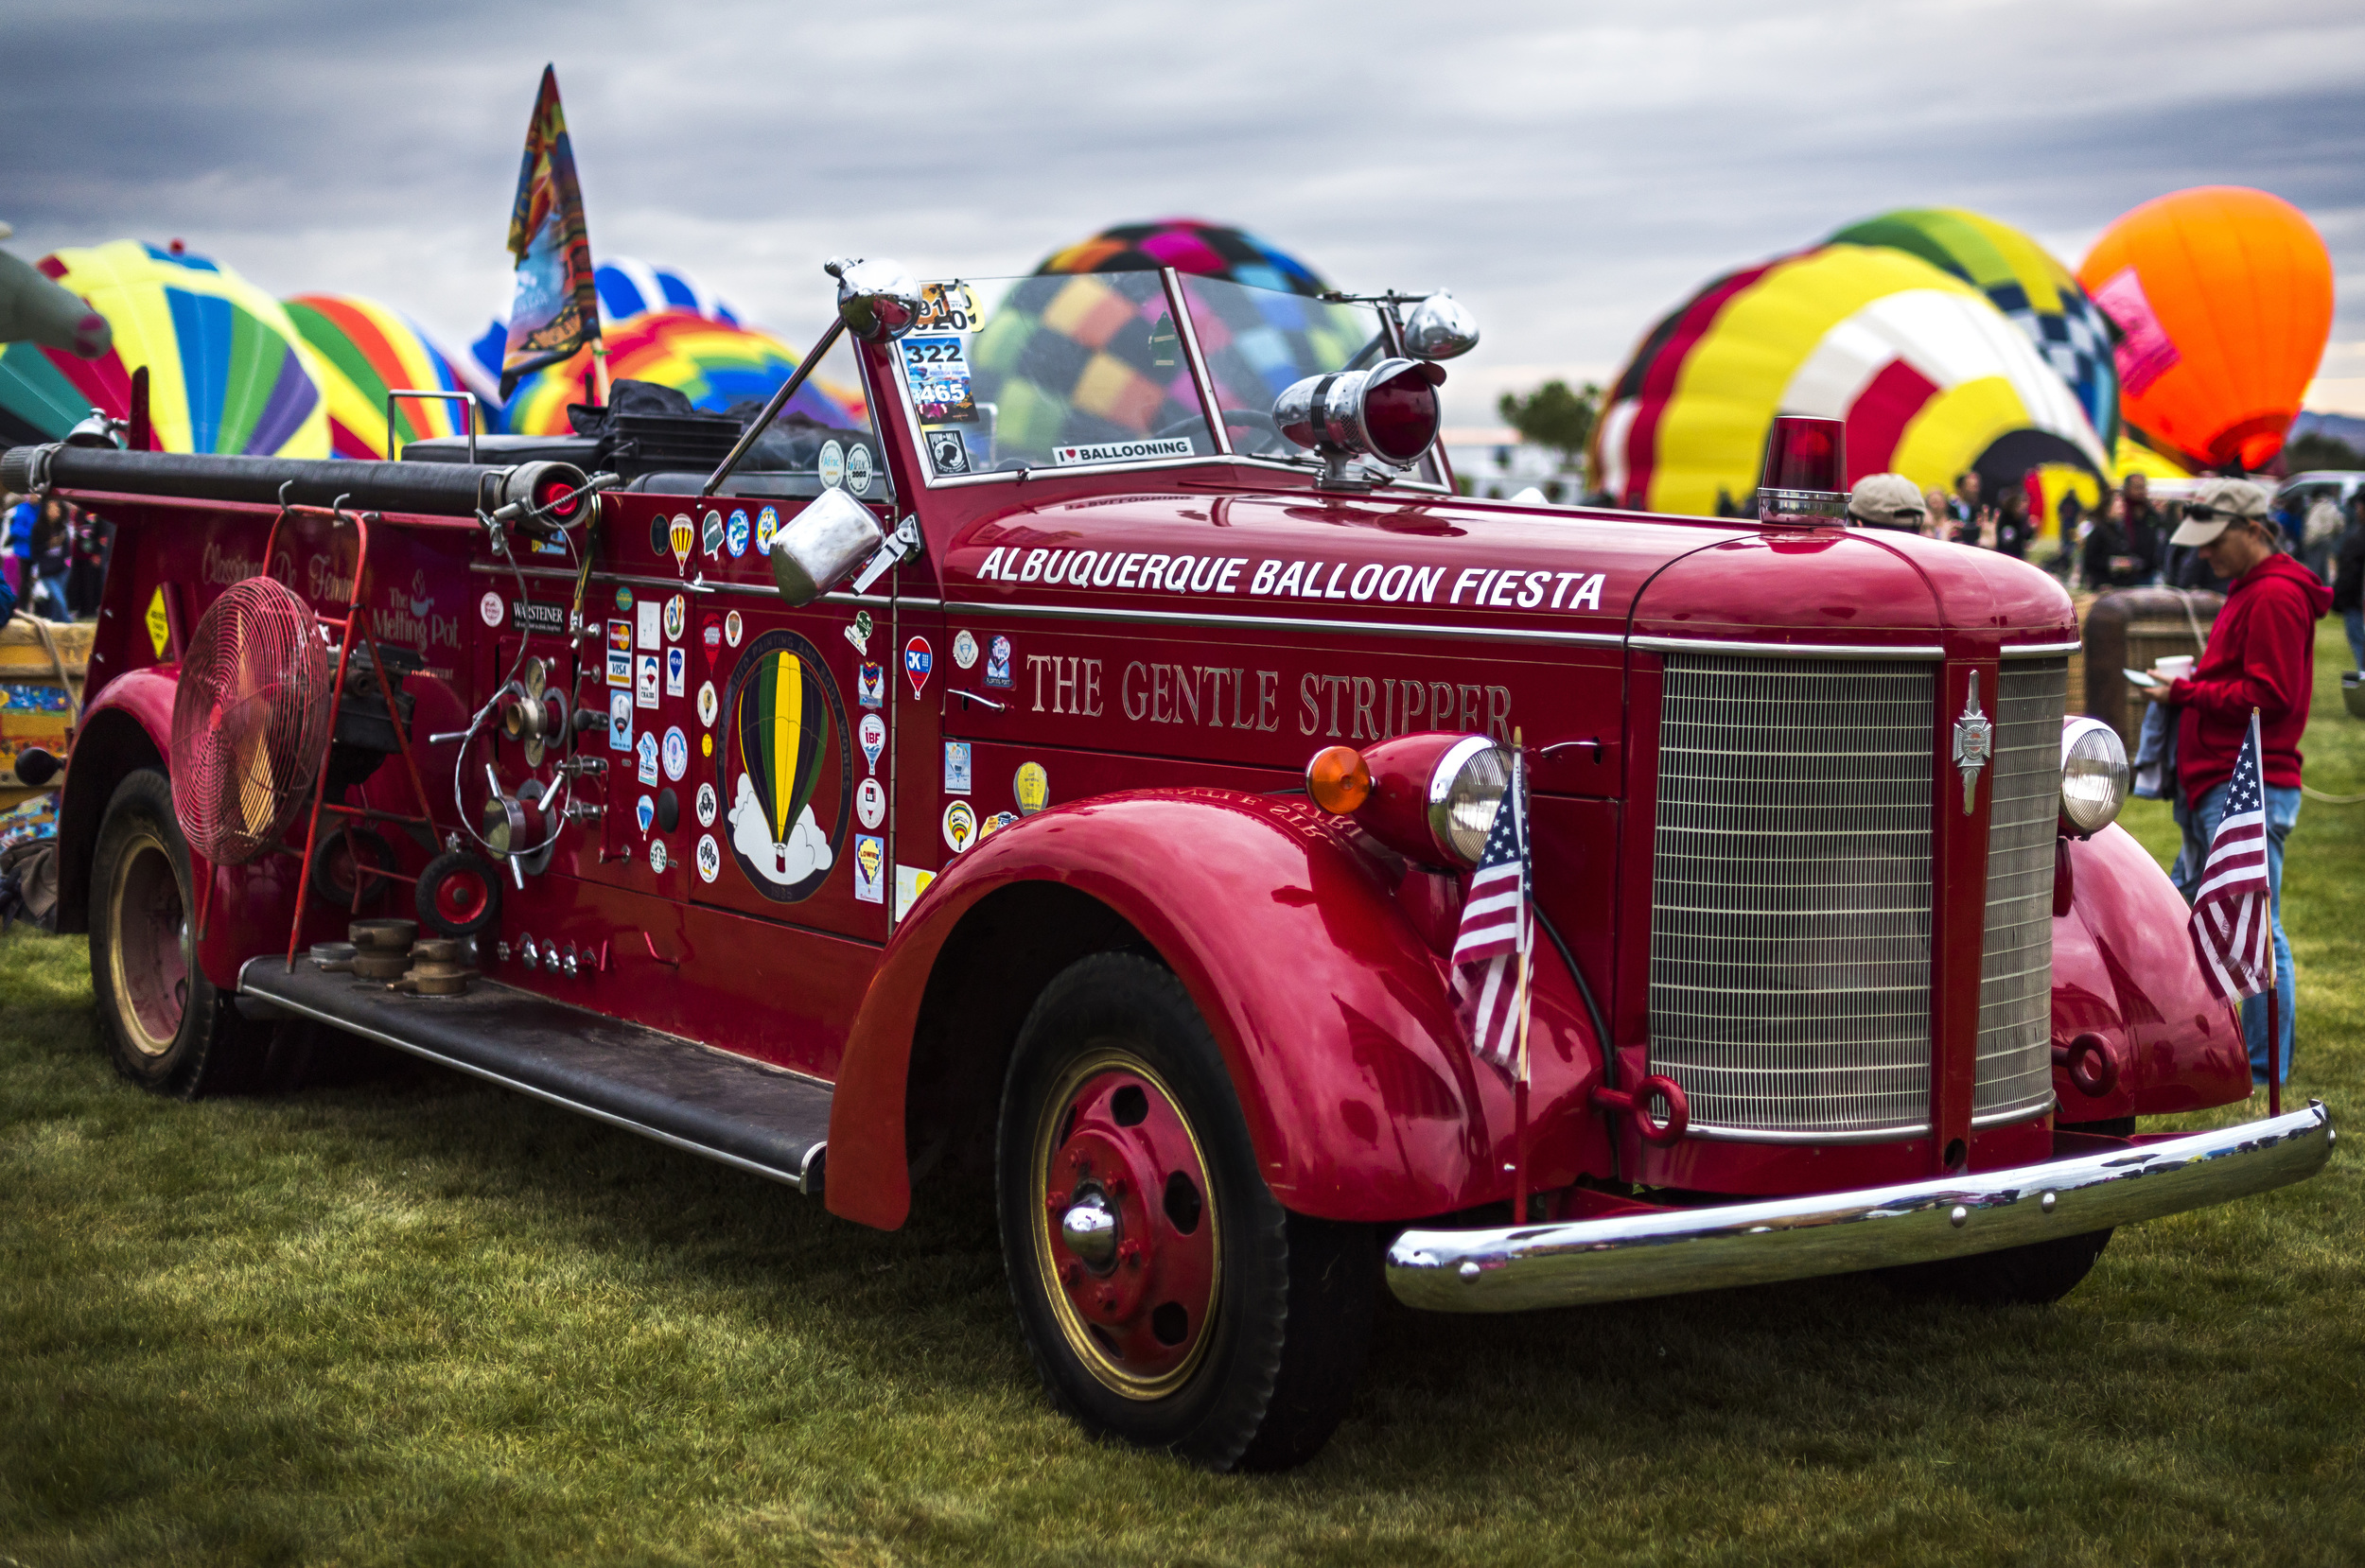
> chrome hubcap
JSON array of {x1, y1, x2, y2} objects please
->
[{"x1": 1060, "y1": 1191, "x2": 1119, "y2": 1269}]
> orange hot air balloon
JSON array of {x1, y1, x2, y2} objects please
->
[{"x1": 2076, "y1": 186, "x2": 2333, "y2": 473}]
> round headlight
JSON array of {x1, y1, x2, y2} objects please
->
[
  {"x1": 2059, "y1": 718, "x2": 2129, "y2": 836},
  {"x1": 1427, "y1": 735, "x2": 1510, "y2": 865}
]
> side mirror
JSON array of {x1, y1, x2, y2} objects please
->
[
  {"x1": 1401, "y1": 291, "x2": 1480, "y2": 360},
  {"x1": 825, "y1": 256, "x2": 922, "y2": 344},
  {"x1": 769, "y1": 487, "x2": 887, "y2": 605}
]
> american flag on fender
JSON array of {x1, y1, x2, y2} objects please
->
[
  {"x1": 2189, "y1": 713, "x2": 2275, "y2": 1005},
  {"x1": 1450, "y1": 747, "x2": 1530, "y2": 1070}
]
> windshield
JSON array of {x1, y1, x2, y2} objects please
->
[
  {"x1": 1169, "y1": 276, "x2": 1392, "y2": 459},
  {"x1": 891, "y1": 270, "x2": 1439, "y2": 484},
  {"x1": 895, "y1": 271, "x2": 1214, "y2": 478}
]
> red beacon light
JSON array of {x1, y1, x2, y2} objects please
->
[{"x1": 1757, "y1": 415, "x2": 1848, "y2": 526}]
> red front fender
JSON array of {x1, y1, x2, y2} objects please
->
[
  {"x1": 2051, "y1": 823, "x2": 2251, "y2": 1120},
  {"x1": 55, "y1": 665, "x2": 179, "y2": 936},
  {"x1": 824, "y1": 788, "x2": 1606, "y2": 1229}
]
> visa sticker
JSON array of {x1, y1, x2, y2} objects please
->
[{"x1": 607, "y1": 649, "x2": 633, "y2": 688}]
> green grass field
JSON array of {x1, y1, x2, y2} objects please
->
[{"x1": 4, "y1": 625, "x2": 2360, "y2": 1567}]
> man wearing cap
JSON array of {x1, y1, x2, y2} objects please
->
[
  {"x1": 1846, "y1": 473, "x2": 1926, "y2": 532},
  {"x1": 2151, "y1": 478, "x2": 2332, "y2": 1087}
]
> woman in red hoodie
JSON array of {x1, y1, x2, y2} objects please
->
[{"x1": 2154, "y1": 478, "x2": 2333, "y2": 1087}]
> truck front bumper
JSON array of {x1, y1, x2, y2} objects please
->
[{"x1": 1387, "y1": 1101, "x2": 2334, "y2": 1313}]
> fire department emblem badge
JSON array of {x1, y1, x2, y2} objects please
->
[{"x1": 718, "y1": 628, "x2": 852, "y2": 904}]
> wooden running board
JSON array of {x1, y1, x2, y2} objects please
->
[{"x1": 237, "y1": 957, "x2": 830, "y2": 1193}]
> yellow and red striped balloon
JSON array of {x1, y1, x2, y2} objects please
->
[{"x1": 284, "y1": 294, "x2": 479, "y2": 459}]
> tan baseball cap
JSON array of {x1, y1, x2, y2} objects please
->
[
  {"x1": 2168, "y1": 478, "x2": 2270, "y2": 546},
  {"x1": 1846, "y1": 472, "x2": 1927, "y2": 528}
]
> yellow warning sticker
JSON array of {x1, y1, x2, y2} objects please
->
[{"x1": 145, "y1": 587, "x2": 170, "y2": 658}]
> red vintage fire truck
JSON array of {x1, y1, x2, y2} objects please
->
[{"x1": 9, "y1": 259, "x2": 2332, "y2": 1471}]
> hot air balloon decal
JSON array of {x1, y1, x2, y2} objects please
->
[{"x1": 720, "y1": 629, "x2": 850, "y2": 902}]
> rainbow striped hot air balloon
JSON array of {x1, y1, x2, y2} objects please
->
[
  {"x1": 723, "y1": 630, "x2": 847, "y2": 903},
  {"x1": 285, "y1": 294, "x2": 484, "y2": 460},
  {"x1": 1831, "y1": 207, "x2": 2120, "y2": 451},
  {"x1": 504, "y1": 310, "x2": 861, "y2": 436},
  {"x1": 0, "y1": 241, "x2": 328, "y2": 456},
  {"x1": 1590, "y1": 244, "x2": 2108, "y2": 516}
]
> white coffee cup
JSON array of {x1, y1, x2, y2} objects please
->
[{"x1": 2154, "y1": 655, "x2": 2195, "y2": 680}]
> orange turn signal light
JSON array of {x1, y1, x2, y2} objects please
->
[{"x1": 1306, "y1": 745, "x2": 1374, "y2": 813}]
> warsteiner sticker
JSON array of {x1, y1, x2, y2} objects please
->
[
  {"x1": 1052, "y1": 438, "x2": 1193, "y2": 465},
  {"x1": 942, "y1": 798, "x2": 977, "y2": 854},
  {"x1": 696, "y1": 833, "x2": 721, "y2": 883},
  {"x1": 853, "y1": 835, "x2": 885, "y2": 904}
]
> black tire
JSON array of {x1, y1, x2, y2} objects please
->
[
  {"x1": 415, "y1": 849, "x2": 502, "y2": 939},
  {"x1": 995, "y1": 952, "x2": 1375, "y2": 1471},
  {"x1": 88, "y1": 769, "x2": 273, "y2": 1097},
  {"x1": 1883, "y1": 1228, "x2": 2114, "y2": 1306},
  {"x1": 307, "y1": 826, "x2": 395, "y2": 911}
]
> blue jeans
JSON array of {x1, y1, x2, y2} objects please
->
[
  {"x1": 2345, "y1": 608, "x2": 2363, "y2": 671},
  {"x1": 2171, "y1": 781, "x2": 2300, "y2": 1083}
]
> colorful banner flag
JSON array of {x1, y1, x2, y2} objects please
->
[{"x1": 499, "y1": 65, "x2": 600, "y2": 398}]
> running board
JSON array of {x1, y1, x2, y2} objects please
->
[{"x1": 237, "y1": 957, "x2": 830, "y2": 1193}]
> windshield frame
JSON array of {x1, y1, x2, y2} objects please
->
[{"x1": 885, "y1": 266, "x2": 1451, "y2": 495}]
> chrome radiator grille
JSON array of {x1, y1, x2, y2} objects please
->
[
  {"x1": 1648, "y1": 657, "x2": 1936, "y2": 1140},
  {"x1": 1972, "y1": 659, "x2": 2068, "y2": 1125}
]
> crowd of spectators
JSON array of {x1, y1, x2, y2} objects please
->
[{"x1": 1, "y1": 492, "x2": 111, "y2": 622}]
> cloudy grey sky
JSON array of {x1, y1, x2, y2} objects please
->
[{"x1": 7, "y1": 0, "x2": 2362, "y2": 424}]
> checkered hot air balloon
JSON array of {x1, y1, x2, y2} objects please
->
[
  {"x1": 0, "y1": 241, "x2": 328, "y2": 456},
  {"x1": 1589, "y1": 244, "x2": 2110, "y2": 515},
  {"x1": 1035, "y1": 218, "x2": 1326, "y2": 299},
  {"x1": 1831, "y1": 207, "x2": 2120, "y2": 451}
]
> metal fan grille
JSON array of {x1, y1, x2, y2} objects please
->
[{"x1": 169, "y1": 577, "x2": 333, "y2": 865}]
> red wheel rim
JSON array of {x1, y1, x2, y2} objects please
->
[
  {"x1": 1030, "y1": 1051, "x2": 1220, "y2": 1400},
  {"x1": 432, "y1": 865, "x2": 490, "y2": 926},
  {"x1": 107, "y1": 830, "x2": 189, "y2": 1055}
]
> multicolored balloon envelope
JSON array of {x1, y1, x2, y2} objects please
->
[
  {"x1": 1590, "y1": 244, "x2": 2109, "y2": 516},
  {"x1": 504, "y1": 309, "x2": 860, "y2": 436},
  {"x1": 594, "y1": 256, "x2": 736, "y2": 327},
  {"x1": 1035, "y1": 218, "x2": 1327, "y2": 299},
  {"x1": 284, "y1": 294, "x2": 482, "y2": 459},
  {"x1": 2075, "y1": 185, "x2": 2333, "y2": 473},
  {"x1": 721, "y1": 630, "x2": 849, "y2": 905},
  {"x1": 0, "y1": 241, "x2": 327, "y2": 456},
  {"x1": 1830, "y1": 207, "x2": 2119, "y2": 450}
]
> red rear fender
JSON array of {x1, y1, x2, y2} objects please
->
[{"x1": 825, "y1": 788, "x2": 1607, "y2": 1229}]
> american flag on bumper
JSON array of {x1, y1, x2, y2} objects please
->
[
  {"x1": 1450, "y1": 746, "x2": 1530, "y2": 1070},
  {"x1": 2189, "y1": 712, "x2": 2274, "y2": 1005}
]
